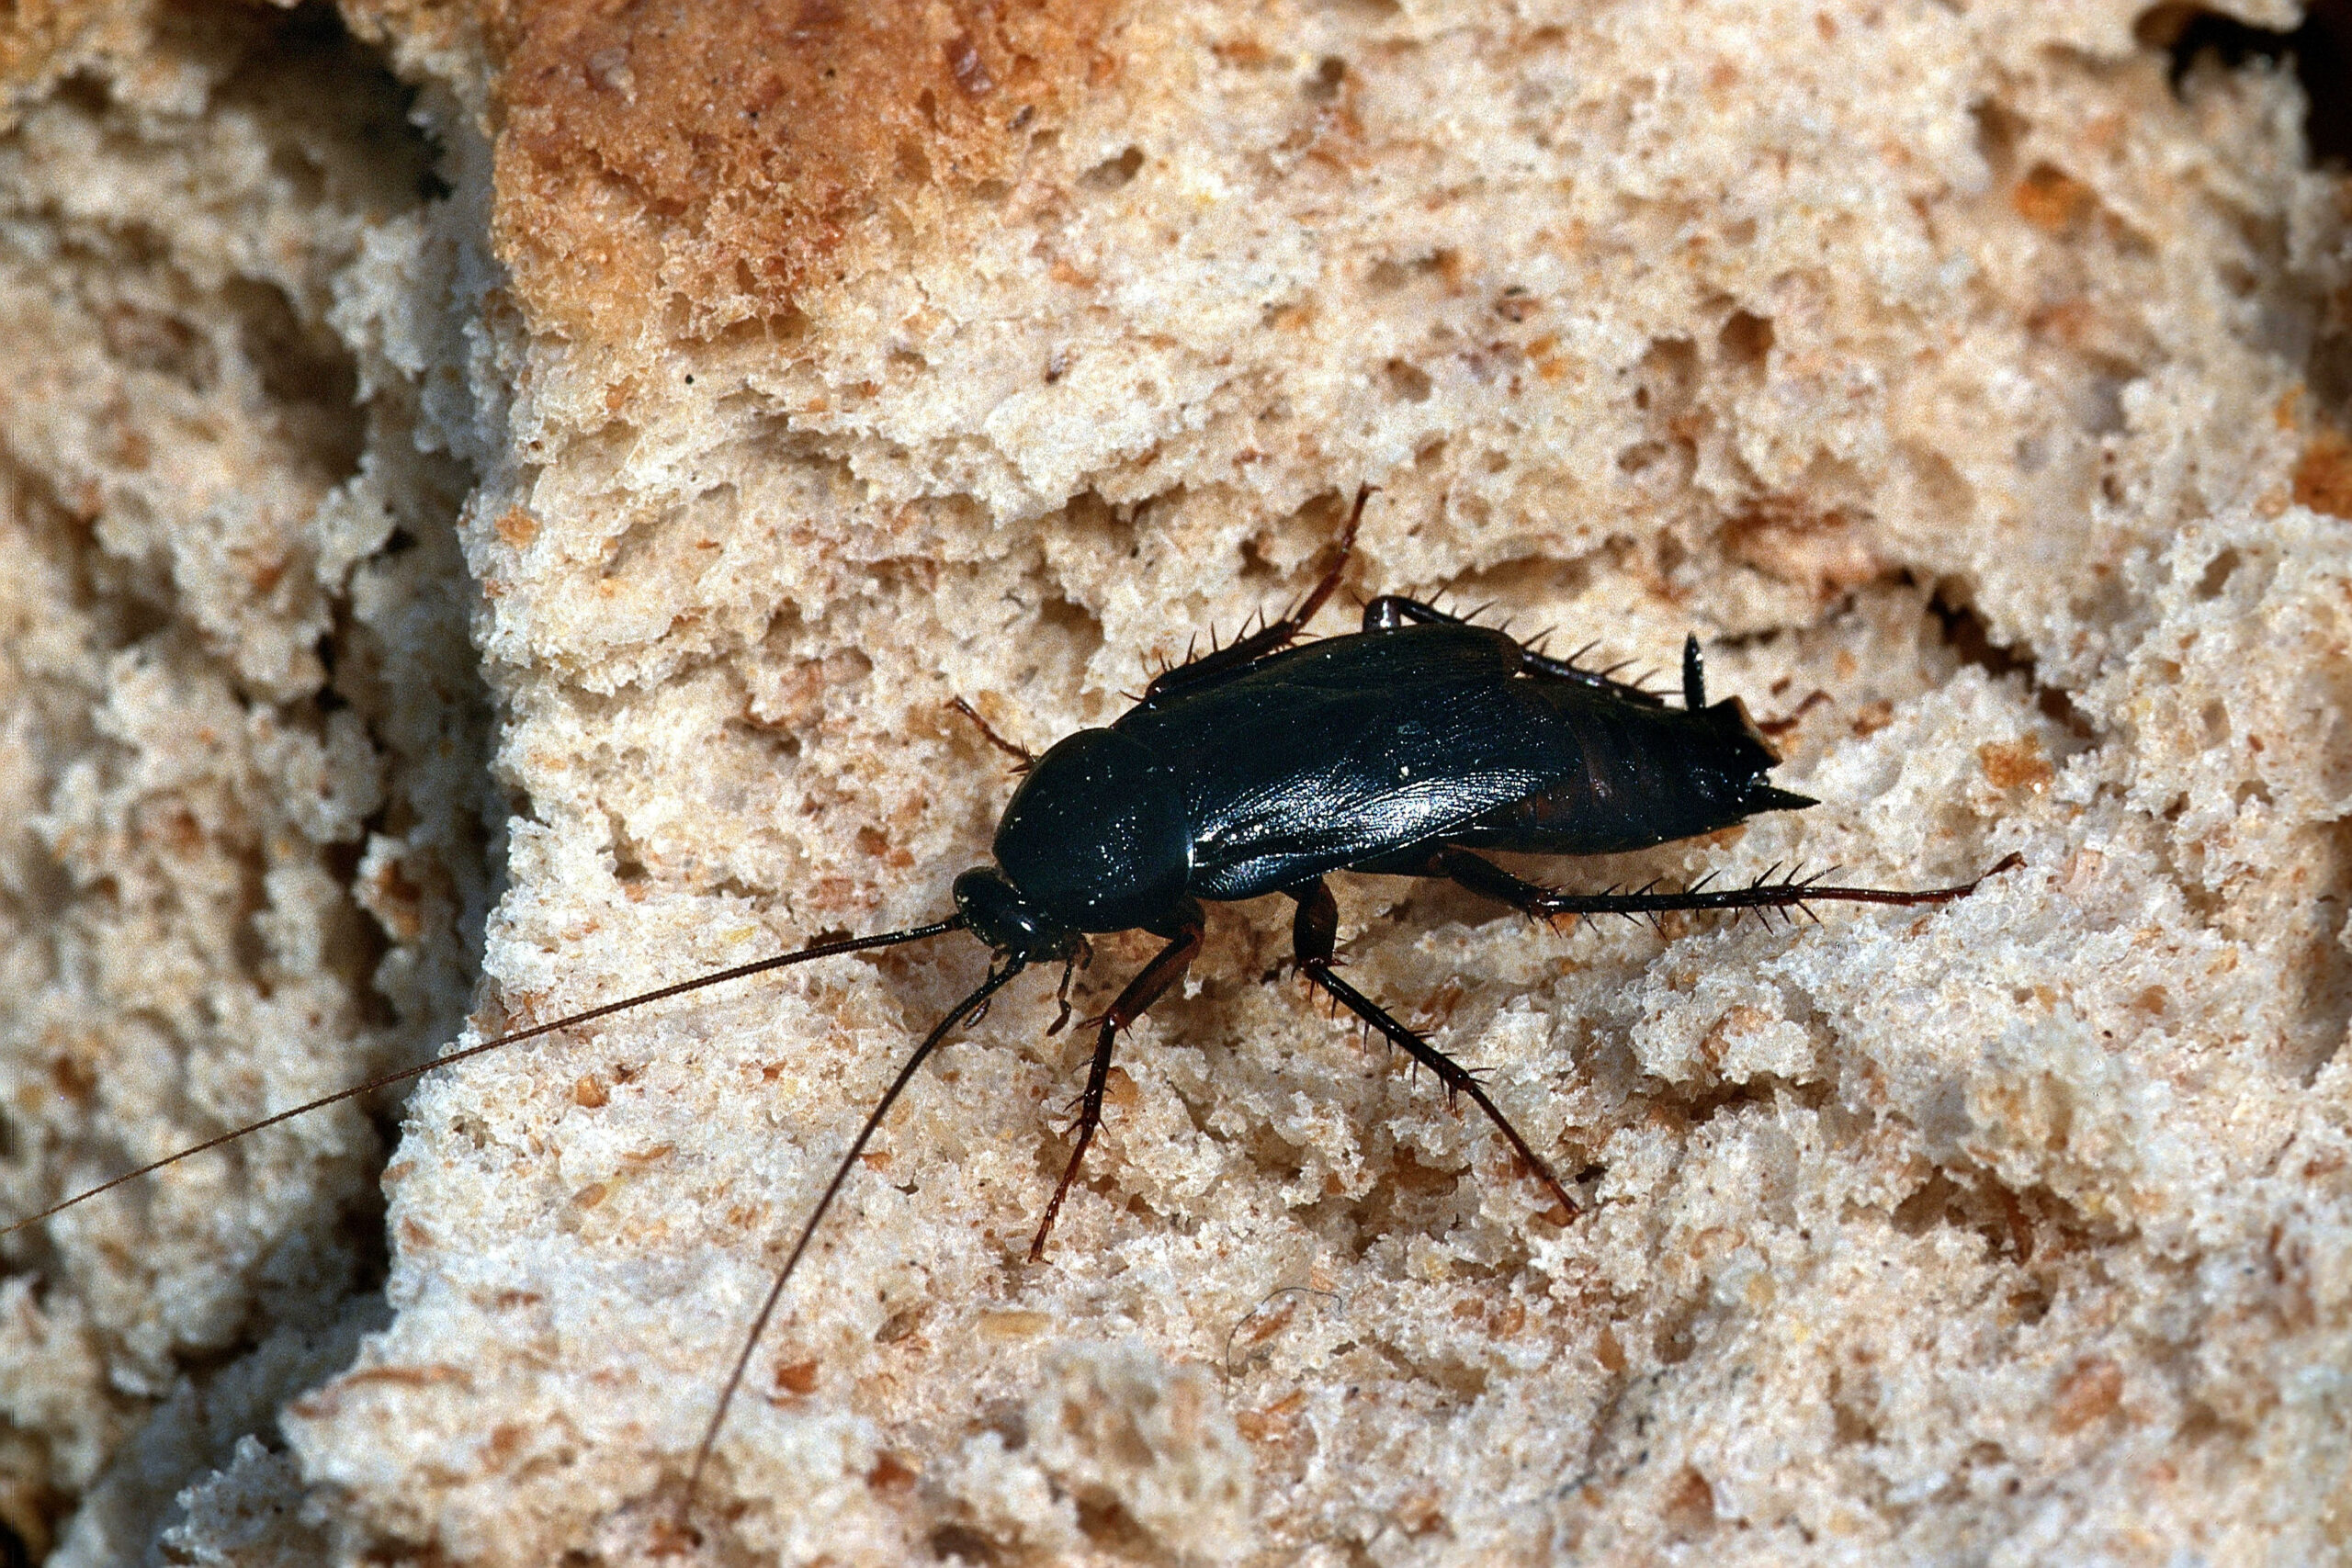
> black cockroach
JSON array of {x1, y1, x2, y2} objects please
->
[{"x1": 6, "y1": 488, "x2": 2018, "y2": 1532}]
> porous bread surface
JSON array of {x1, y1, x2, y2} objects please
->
[
  {"x1": 0, "y1": 4, "x2": 499, "y2": 1562},
  {"x1": 7, "y1": 0, "x2": 2352, "y2": 1563}
]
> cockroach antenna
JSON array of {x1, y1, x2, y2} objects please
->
[
  {"x1": 1, "y1": 913, "x2": 983, "y2": 1540},
  {"x1": 675, "y1": 951, "x2": 1029, "y2": 1531},
  {"x1": 0, "y1": 919, "x2": 969, "y2": 1244}
]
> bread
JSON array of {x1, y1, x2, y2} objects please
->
[
  {"x1": 6, "y1": 0, "x2": 2349, "y2": 1562},
  {"x1": 0, "y1": 3, "x2": 499, "y2": 1559}
]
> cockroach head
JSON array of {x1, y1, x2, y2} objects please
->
[{"x1": 952, "y1": 866, "x2": 1077, "y2": 963}]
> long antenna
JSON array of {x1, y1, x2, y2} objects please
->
[
  {"x1": 678, "y1": 955, "x2": 1029, "y2": 1533},
  {"x1": 1, "y1": 916, "x2": 970, "y2": 1239}
]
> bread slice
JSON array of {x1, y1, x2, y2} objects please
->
[
  {"x1": 0, "y1": 5, "x2": 496, "y2": 1559},
  {"x1": 7, "y1": 0, "x2": 2351, "y2": 1562}
]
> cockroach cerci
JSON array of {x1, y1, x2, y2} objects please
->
[{"x1": 8, "y1": 487, "x2": 2018, "y2": 1529}]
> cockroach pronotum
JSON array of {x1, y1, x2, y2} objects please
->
[{"x1": 6, "y1": 487, "x2": 2018, "y2": 1533}]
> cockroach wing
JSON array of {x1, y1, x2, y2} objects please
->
[
  {"x1": 1113, "y1": 621, "x2": 1797, "y2": 901},
  {"x1": 1113, "y1": 624, "x2": 1572, "y2": 899}
]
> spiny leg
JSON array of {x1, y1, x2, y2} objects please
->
[
  {"x1": 1142, "y1": 487, "x2": 1372, "y2": 701},
  {"x1": 1423, "y1": 844, "x2": 2025, "y2": 921},
  {"x1": 1288, "y1": 880, "x2": 1579, "y2": 1219},
  {"x1": 1030, "y1": 905, "x2": 1204, "y2": 1260},
  {"x1": 1361, "y1": 592, "x2": 1669, "y2": 707},
  {"x1": 1045, "y1": 936, "x2": 1093, "y2": 1035}
]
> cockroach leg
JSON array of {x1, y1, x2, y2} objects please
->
[
  {"x1": 1426, "y1": 844, "x2": 2023, "y2": 921},
  {"x1": 1287, "y1": 879, "x2": 1579, "y2": 1220},
  {"x1": 1361, "y1": 591, "x2": 1668, "y2": 708},
  {"x1": 1045, "y1": 936, "x2": 1091, "y2": 1035},
  {"x1": 946, "y1": 694, "x2": 1035, "y2": 769},
  {"x1": 1028, "y1": 906, "x2": 1203, "y2": 1262},
  {"x1": 1142, "y1": 486, "x2": 1373, "y2": 701}
]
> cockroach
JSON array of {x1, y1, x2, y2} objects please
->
[{"x1": 6, "y1": 488, "x2": 2018, "y2": 1535}]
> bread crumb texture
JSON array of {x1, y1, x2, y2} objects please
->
[
  {"x1": 6, "y1": 0, "x2": 2352, "y2": 1563},
  {"x1": 0, "y1": 3, "x2": 499, "y2": 1562}
]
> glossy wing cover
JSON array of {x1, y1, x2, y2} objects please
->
[{"x1": 1113, "y1": 623, "x2": 1795, "y2": 901}]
